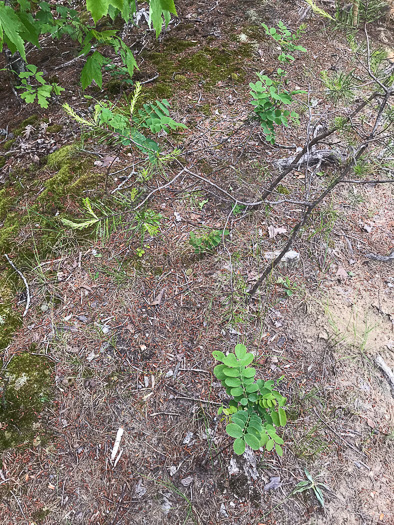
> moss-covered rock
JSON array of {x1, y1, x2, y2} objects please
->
[
  {"x1": 46, "y1": 124, "x2": 63, "y2": 134},
  {"x1": 68, "y1": 172, "x2": 104, "y2": 193},
  {"x1": 0, "y1": 352, "x2": 54, "y2": 451},
  {"x1": 46, "y1": 144, "x2": 76, "y2": 170}
]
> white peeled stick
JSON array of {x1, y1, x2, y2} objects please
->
[{"x1": 111, "y1": 427, "x2": 124, "y2": 462}]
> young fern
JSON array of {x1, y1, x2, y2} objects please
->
[{"x1": 64, "y1": 82, "x2": 186, "y2": 161}]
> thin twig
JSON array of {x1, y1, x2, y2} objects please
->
[
  {"x1": 313, "y1": 408, "x2": 368, "y2": 459},
  {"x1": 339, "y1": 179, "x2": 394, "y2": 184},
  {"x1": 11, "y1": 491, "x2": 27, "y2": 522},
  {"x1": 175, "y1": 396, "x2": 221, "y2": 405},
  {"x1": 4, "y1": 255, "x2": 31, "y2": 317}
]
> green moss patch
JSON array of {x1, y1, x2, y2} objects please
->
[
  {"x1": 277, "y1": 184, "x2": 291, "y2": 195},
  {"x1": 0, "y1": 352, "x2": 54, "y2": 451},
  {"x1": 142, "y1": 41, "x2": 251, "y2": 97},
  {"x1": 2, "y1": 139, "x2": 15, "y2": 151},
  {"x1": 0, "y1": 277, "x2": 22, "y2": 351},
  {"x1": 0, "y1": 189, "x2": 14, "y2": 220},
  {"x1": 0, "y1": 222, "x2": 19, "y2": 254},
  {"x1": 179, "y1": 46, "x2": 248, "y2": 87},
  {"x1": 40, "y1": 144, "x2": 94, "y2": 202},
  {"x1": 163, "y1": 37, "x2": 198, "y2": 54},
  {"x1": 46, "y1": 124, "x2": 63, "y2": 134}
]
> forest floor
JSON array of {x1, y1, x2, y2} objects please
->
[{"x1": 0, "y1": 0, "x2": 394, "y2": 524}]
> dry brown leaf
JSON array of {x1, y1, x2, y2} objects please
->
[
  {"x1": 150, "y1": 288, "x2": 165, "y2": 306},
  {"x1": 336, "y1": 266, "x2": 348, "y2": 281},
  {"x1": 268, "y1": 226, "x2": 287, "y2": 239}
]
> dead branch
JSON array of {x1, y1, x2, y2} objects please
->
[
  {"x1": 375, "y1": 355, "x2": 394, "y2": 397},
  {"x1": 258, "y1": 91, "x2": 381, "y2": 202},
  {"x1": 276, "y1": 149, "x2": 346, "y2": 171},
  {"x1": 365, "y1": 251, "x2": 394, "y2": 262},
  {"x1": 247, "y1": 86, "x2": 392, "y2": 299}
]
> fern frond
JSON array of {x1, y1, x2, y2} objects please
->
[
  {"x1": 63, "y1": 103, "x2": 94, "y2": 127},
  {"x1": 61, "y1": 218, "x2": 99, "y2": 230},
  {"x1": 305, "y1": 0, "x2": 334, "y2": 20},
  {"x1": 130, "y1": 81, "x2": 142, "y2": 116}
]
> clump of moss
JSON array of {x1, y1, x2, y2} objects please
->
[
  {"x1": 163, "y1": 37, "x2": 198, "y2": 54},
  {"x1": 199, "y1": 103, "x2": 212, "y2": 116},
  {"x1": 0, "y1": 222, "x2": 19, "y2": 254},
  {"x1": 0, "y1": 156, "x2": 5, "y2": 169},
  {"x1": 46, "y1": 124, "x2": 63, "y2": 134},
  {"x1": 0, "y1": 352, "x2": 54, "y2": 451},
  {"x1": 0, "y1": 277, "x2": 22, "y2": 351},
  {"x1": 179, "y1": 46, "x2": 248, "y2": 87},
  {"x1": 197, "y1": 159, "x2": 214, "y2": 175},
  {"x1": 46, "y1": 144, "x2": 76, "y2": 170},
  {"x1": 0, "y1": 189, "x2": 13, "y2": 219},
  {"x1": 147, "y1": 83, "x2": 173, "y2": 99},
  {"x1": 68, "y1": 172, "x2": 104, "y2": 193},
  {"x1": 2, "y1": 139, "x2": 15, "y2": 151},
  {"x1": 104, "y1": 78, "x2": 132, "y2": 95},
  {"x1": 174, "y1": 74, "x2": 188, "y2": 83},
  {"x1": 32, "y1": 507, "x2": 50, "y2": 523},
  {"x1": 40, "y1": 144, "x2": 93, "y2": 202},
  {"x1": 242, "y1": 24, "x2": 266, "y2": 41},
  {"x1": 276, "y1": 184, "x2": 291, "y2": 195}
]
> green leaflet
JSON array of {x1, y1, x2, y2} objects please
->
[
  {"x1": 275, "y1": 444, "x2": 283, "y2": 456},
  {"x1": 159, "y1": 0, "x2": 177, "y2": 14},
  {"x1": 278, "y1": 407, "x2": 287, "y2": 426},
  {"x1": 226, "y1": 423, "x2": 244, "y2": 438},
  {"x1": 244, "y1": 433, "x2": 260, "y2": 450},
  {"x1": 233, "y1": 437, "x2": 245, "y2": 455},
  {"x1": 234, "y1": 344, "x2": 247, "y2": 359}
]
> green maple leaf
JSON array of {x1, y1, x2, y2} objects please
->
[
  {"x1": 0, "y1": 3, "x2": 27, "y2": 60},
  {"x1": 86, "y1": 0, "x2": 110, "y2": 23},
  {"x1": 81, "y1": 51, "x2": 104, "y2": 89}
]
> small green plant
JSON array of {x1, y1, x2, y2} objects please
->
[
  {"x1": 292, "y1": 469, "x2": 329, "y2": 507},
  {"x1": 250, "y1": 69, "x2": 305, "y2": 144},
  {"x1": 189, "y1": 229, "x2": 229, "y2": 254},
  {"x1": 61, "y1": 196, "x2": 163, "y2": 256},
  {"x1": 232, "y1": 204, "x2": 246, "y2": 215},
  {"x1": 321, "y1": 70, "x2": 357, "y2": 103},
  {"x1": 304, "y1": 0, "x2": 334, "y2": 19},
  {"x1": 15, "y1": 64, "x2": 64, "y2": 108},
  {"x1": 198, "y1": 199, "x2": 208, "y2": 210},
  {"x1": 250, "y1": 23, "x2": 306, "y2": 144},
  {"x1": 276, "y1": 276, "x2": 297, "y2": 297},
  {"x1": 262, "y1": 21, "x2": 306, "y2": 63},
  {"x1": 64, "y1": 82, "x2": 186, "y2": 161},
  {"x1": 103, "y1": 61, "x2": 134, "y2": 87},
  {"x1": 213, "y1": 344, "x2": 287, "y2": 456}
]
